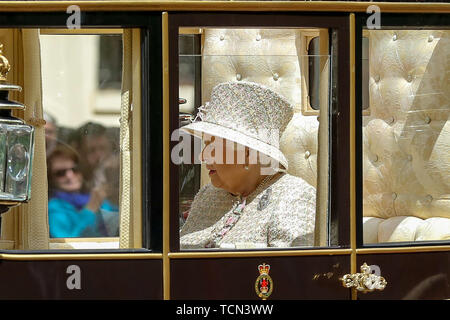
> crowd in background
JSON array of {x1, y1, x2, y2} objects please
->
[{"x1": 44, "y1": 112, "x2": 120, "y2": 238}]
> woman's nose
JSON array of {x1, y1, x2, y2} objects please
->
[
  {"x1": 199, "y1": 145, "x2": 207, "y2": 163},
  {"x1": 199, "y1": 144, "x2": 214, "y2": 164},
  {"x1": 198, "y1": 147, "x2": 204, "y2": 163},
  {"x1": 65, "y1": 168, "x2": 76, "y2": 178}
]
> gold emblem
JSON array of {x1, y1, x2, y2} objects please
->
[
  {"x1": 255, "y1": 263, "x2": 273, "y2": 300},
  {"x1": 341, "y1": 263, "x2": 387, "y2": 293}
]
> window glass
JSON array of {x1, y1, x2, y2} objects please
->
[
  {"x1": 362, "y1": 29, "x2": 450, "y2": 245},
  {"x1": 175, "y1": 28, "x2": 331, "y2": 250},
  {"x1": 40, "y1": 34, "x2": 122, "y2": 244}
]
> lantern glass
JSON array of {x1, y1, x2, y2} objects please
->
[
  {"x1": 0, "y1": 125, "x2": 7, "y2": 191},
  {"x1": 0, "y1": 122, "x2": 34, "y2": 202}
]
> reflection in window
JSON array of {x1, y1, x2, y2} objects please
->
[
  {"x1": 40, "y1": 34, "x2": 121, "y2": 240},
  {"x1": 362, "y1": 29, "x2": 450, "y2": 244},
  {"x1": 308, "y1": 36, "x2": 320, "y2": 110},
  {"x1": 98, "y1": 35, "x2": 122, "y2": 90},
  {"x1": 177, "y1": 28, "x2": 331, "y2": 250},
  {"x1": 309, "y1": 36, "x2": 369, "y2": 112},
  {"x1": 362, "y1": 36, "x2": 369, "y2": 111}
]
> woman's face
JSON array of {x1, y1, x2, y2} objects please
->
[
  {"x1": 200, "y1": 135, "x2": 248, "y2": 193},
  {"x1": 51, "y1": 156, "x2": 83, "y2": 192}
]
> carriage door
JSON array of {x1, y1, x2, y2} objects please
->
[{"x1": 165, "y1": 12, "x2": 353, "y2": 300}]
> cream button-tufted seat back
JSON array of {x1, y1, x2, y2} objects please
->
[
  {"x1": 363, "y1": 30, "x2": 450, "y2": 243},
  {"x1": 201, "y1": 29, "x2": 319, "y2": 189},
  {"x1": 200, "y1": 28, "x2": 449, "y2": 245},
  {"x1": 202, "y1": 29, "x2": 303, "y2": 108}
]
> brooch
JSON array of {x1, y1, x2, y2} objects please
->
[{"x1": 257, "y1": 188, "x2": 271, "y2": 211}]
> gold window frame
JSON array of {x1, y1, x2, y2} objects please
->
[{"x1": 38, "y1": 28, "x2": 142, "y2": 250}]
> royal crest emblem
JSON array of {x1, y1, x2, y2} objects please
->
[{"x1": 255, "y1": 263, "x2": 273, "y2": 300}]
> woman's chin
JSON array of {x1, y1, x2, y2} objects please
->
[
  {"x1": 210, "y1": 179, "x2": 221, "y2": 189},
  {"x1": 210, "y1": 176, "x2": 224, "y2": 189}
]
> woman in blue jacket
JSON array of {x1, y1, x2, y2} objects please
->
[{"x1": 47, "y1": 145, "x2": 118, "y2": 238}]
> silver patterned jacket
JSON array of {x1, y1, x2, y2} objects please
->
[{"x1": 180, "y1": 173, "x2": 316, "y2": 249}]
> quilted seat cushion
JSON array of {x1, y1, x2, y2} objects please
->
[{"x1": 363, "y1": 216, "x2": 450, "y2": 243}]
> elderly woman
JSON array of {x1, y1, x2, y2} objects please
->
[{"x1": 179, "y1": 81, "x2": 316, "y2": 249}]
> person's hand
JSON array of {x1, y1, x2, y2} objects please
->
[{"x1": 85, "y1": 185, "x2": 107, "y2": 212}]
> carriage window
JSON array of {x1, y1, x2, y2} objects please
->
[
  {"x1": 40, "y1": 33, "x2": 122, "y2": 248},
  {"x1": 176, "y1": 28, "x2": 332, "y2": 250},
  {"x1": 362, "y1": 29, "x2": 450, "y2": 245}
]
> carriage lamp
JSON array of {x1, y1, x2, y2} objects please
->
[{"x1": 0, "y1": 44, "x2": 35, "y2": 214}]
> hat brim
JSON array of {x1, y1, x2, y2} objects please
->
[{"x1": 180, "y1": 121, "x2": 288, "y2": 170}]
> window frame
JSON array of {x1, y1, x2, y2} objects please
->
[
  {"x1": 40, "y1": 31, "x2": 123, "y2": 249},
  {"x1": 0, "y1": 11, "x2": 163, "y2": 254},
  {"x1": 168, "y1": 12, "x2": 351, "y2": 252}
]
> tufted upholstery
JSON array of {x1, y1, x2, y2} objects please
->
[
  {"x1": 202, "y1": 29, "x2": 303, "y2": 109},
  {"x1": 199, "y1": 28, "x2": 449, "y2": 245},
  {"x1": 363, "y1": 30, "x2": 450, "y2": 243}
]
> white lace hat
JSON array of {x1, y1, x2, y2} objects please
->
[{"x1": 180, "y1": 81, "x2": 294, "y2": 170}]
